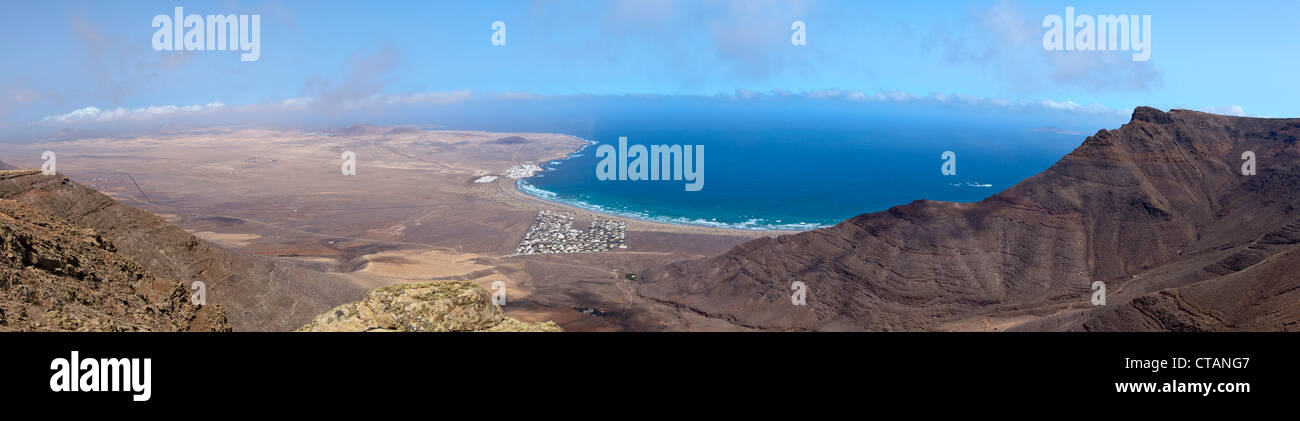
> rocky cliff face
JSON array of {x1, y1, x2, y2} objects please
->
[
  {"x1": 298, "y1": 281, "x2": 561, "y2": 332},
  {"x1": 0, "y1": 170, "x2": 229, "y2": 331},
  {"x1": 639, "y1": 107, "x2": 1300, "y2": 331},
  {"x1": 0, "y1": 168, "x2": 365, "y2": 331}
]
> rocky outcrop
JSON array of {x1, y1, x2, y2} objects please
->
[
  {"x1": 0, "y1": 176, "x2": 229, "y2": 331},
  {"x1": 640, "y1": 107, "x2": 1300, "y2": 331},
  {"x1": 0, "y1": 168, "x2": 365, "y2": 331},
  {"x1": 297, "y1": 281, "x2": 561, "y2": 332}
]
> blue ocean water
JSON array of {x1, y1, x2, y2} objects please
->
[{"x1": 429, "y1": 96, "x2": 1121, "y2": 230}]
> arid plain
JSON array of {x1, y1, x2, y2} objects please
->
[{"x1": 0, "y1": 126, "x2": 775, "y2": 331}]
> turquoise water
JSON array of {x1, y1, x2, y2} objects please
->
[{"x1": 435, "y1": 97, "x2": 1120, "y2": 230}]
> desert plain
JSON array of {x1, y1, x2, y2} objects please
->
[{"x1": 0, "y1": 125, "x2": 780, "y2": 331}]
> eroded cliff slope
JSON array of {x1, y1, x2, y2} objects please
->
[
  {"x1": 0, "y1": 170, "x2": 229, "y2": 331},
  {"x1": 640, "y1": 107, "x2": 1300, "y2": 331}
]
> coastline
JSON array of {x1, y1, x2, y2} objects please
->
[{"x1": 502, "y1": 135, "x2": 805, "y2": 238}]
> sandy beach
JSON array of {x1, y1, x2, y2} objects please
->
[{"x1": 499, "y1": 168, "x2": 802, "y2": 239}]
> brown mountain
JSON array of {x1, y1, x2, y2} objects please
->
[
  {"x1": 0, "y1": 170, "x2": 228, "y2": 331},
  {"x1": 328, "y1": 123, "x2": 389, "y2": 136},
  {"x1": 0, "y1": 160, "x2": 16, "y2": 170},
  {"x1": 0, "y1": 169, "x2": 365, "y2": 331},
  {"x1": 639, "y1": 107, "x2": 1300, "y2": 331}
]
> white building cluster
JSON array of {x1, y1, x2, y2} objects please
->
[
  {"x1": 513, "y1": 210, "x2": 627, "y2": 255},
  {"x1": 507, "y1": 163, "x2": 543, "y2": 179}
]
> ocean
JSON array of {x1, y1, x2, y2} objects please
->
[{"x1": 431, "y1": 96, "x2": 1124, "y2": 231}]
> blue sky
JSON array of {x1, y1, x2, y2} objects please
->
[{"x1": 0, "y1": 0, "x2": 1297, "y2": 138}]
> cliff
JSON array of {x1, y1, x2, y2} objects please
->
[
  {"x1": 0, "y1": 171, "x2": 229, "y2": 331},
  {"x1": 0, "y1": 168, "x2": 365, "y2": 331},
  {"x1": 640, "y1": 107, "x2": 1300, "y2": 331}
]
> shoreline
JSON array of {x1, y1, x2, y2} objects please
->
[{"x1": 501, "y1": 135, "x2": 805, "y2": 238}]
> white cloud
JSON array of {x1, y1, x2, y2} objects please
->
[
  {"x1": 932, "y1": 1, "x2": 1162, "y2": 93},
  {"x1": 39, "y1": 102, "x2": 226, "y2": 123},
  {"x1": 1039, "y1": 99, "x2": 1080, "y2": 111},
  {"x1": 343, "y1": 90, "x2": 473, "y2": 109},
  {"x1": 37, "y1": 91, "x2": 474, "y2": 124},
  {"x1": 1036, "y1": 99, "x2": 1115, "y2": 115},
  {"x1": 732, "y1": 89, "x2": 1124, "y2": 116},
  {"x1": 1200, "y1": 105, "x2": 1247, "y2": 117}
]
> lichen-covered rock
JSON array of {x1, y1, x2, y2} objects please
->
[{"x1": 297, "y1": 281, "x2": 561, "y2": 332}]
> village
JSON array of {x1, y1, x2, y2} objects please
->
[{"x1": 512, "y1": 210, "x2": 627, "y2": 255}]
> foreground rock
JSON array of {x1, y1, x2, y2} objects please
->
[
  {"x1": 0, "y1": 175, "x2": 230, "y2": 331},
  {"x1": 298, "y1": 281, "x2": 561, "y2": 332}
]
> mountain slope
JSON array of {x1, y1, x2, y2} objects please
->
[
  {"x1": 0, "y1": 169, "x2": 366, "y2": 331},
  {"x1": 1014, "y1": 217, "x2": 1300, "y2": 331},
  {"x1": 0, "y1": 171, "x2": 229, "y2": 331},
  {"x1": 639, "y1": 107, "x2": 1300, "y2": 331}
]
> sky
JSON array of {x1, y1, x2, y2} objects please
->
[{"x1": 0, "y1": 0, "x2": 1297, "y2": 140}]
